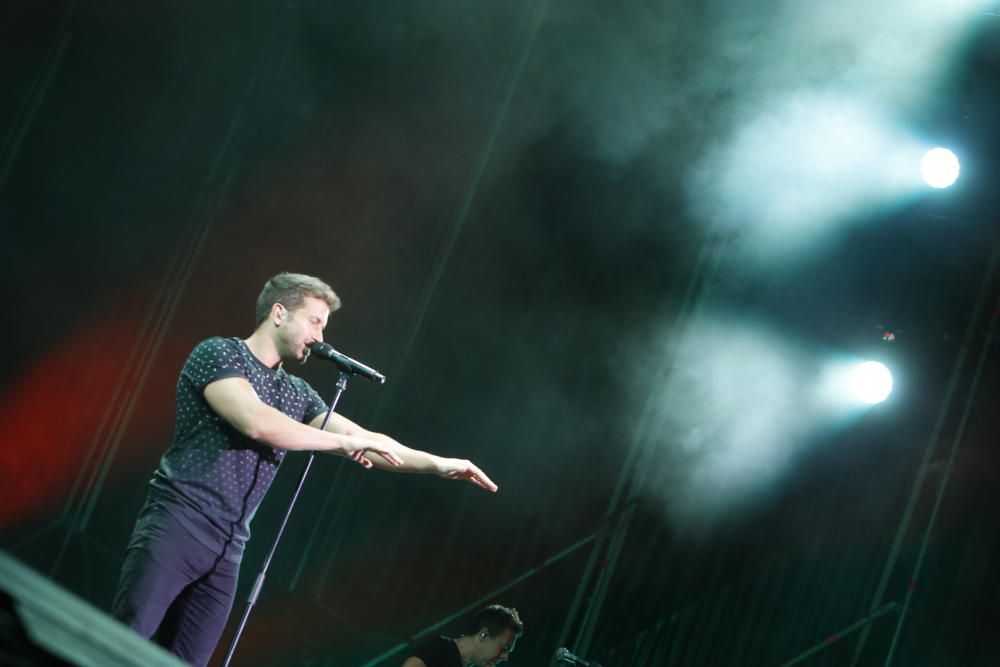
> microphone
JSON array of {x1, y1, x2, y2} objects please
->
[
  {"x1": 554, "y1": 647, "x2": 601, "y2": 667},
  {"x1": 308, "y1": 342, "x2": 386, "y2": 384}
]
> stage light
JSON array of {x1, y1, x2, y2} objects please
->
[
  {"x1": 850, "y1": 361, "x2": 893, "y2": 404},
  {"x1": 921, "y1": 148, "x2": 960, "y2": 188}
]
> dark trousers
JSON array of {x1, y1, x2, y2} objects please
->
[{"x1": 112, "y1": 503, "x2": 240, "y2": 667}]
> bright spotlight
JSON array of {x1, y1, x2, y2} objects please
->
[
  {"x1": 921, "y1": 148, "x2": 960, "y2": 189},
  {"x1": 850, "y1": 361, "x2": 893, "y2": 405}
]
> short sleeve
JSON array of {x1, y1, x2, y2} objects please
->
[
  {"x1": 181, "y1": 337, "x2": 247, "y2": 393},
  {"x1": 301, "y1": 380, "x2": 330, "y2": 424}
]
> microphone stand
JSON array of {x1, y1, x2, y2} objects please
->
[
  {"x1": 554, "y1": 646, "x2": 603, "y2": 667},
  {"x1": 221, "y1": 370, "x2": 351, "y2": 667}
]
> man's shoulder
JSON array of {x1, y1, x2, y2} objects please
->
[
  {"x1": 180, "y1": 337, "x2": 248, "y2": 385},
  {"x1": 193, "y1": 336, "x2": 241, "y2": 351},
  {"x1": 409, "y1": 636, "x2": 461, "y2": 667},
  {"x1": 187, "y1": 336, "x2": 244, "y2": 361}
]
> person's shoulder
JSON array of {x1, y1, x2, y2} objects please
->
[
  {"x1": 186, "y1": 337, "x2": 244, "y2": 365},
  {"x1": 409, "y1": 636, "x2": 459, "y2": 665},
  {"x1": 192, "y1": 336, "x2": 241, "y2": 353}
]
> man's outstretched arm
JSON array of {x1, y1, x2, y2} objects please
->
[
  {"x1": 203, "y1": 377, "x2": 403, "y2": 468},
  {"x1": 309, "y1": 410, "x2": 499, "y2": 492}
]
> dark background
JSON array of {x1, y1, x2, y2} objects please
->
[{"x1": 1, "y1": 2, "x2": 998, "y2": 666}]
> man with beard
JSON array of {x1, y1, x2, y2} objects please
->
[{"x1": 112, "y1": 272, "x2": 497, "y2": 666}]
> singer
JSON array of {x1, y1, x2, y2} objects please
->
[{"x1": 111, "y1": 272, "x2": 497, "y2": 666}]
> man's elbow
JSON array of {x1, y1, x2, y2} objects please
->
[
  {"x1": 243, "y1": 424, "x2": 265, "y2": 441},
  {"x1": 240, "y1": 409, "x2": 309, "y2": 452},
  {"x1": 236, "y1": 404, "x2": 271, "y2": 442}
]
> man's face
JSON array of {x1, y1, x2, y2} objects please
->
[
  {"x1": 472, "y1": 628, "x2": 517, "y2": 666},
  {"x1": 274, "y1": 296, "x2": 330, "y2": 364}
]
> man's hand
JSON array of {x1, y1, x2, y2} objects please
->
[
  {"x1": 339, "y1": 435, "x2": 405, "y2": 469},
  {"x1": 436, "y1": 458, "x2": 498, "y2": 492}
]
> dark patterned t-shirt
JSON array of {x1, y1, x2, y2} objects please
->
[{"x1": 148, "y1": 337, "x2": 329, "y2": 562}]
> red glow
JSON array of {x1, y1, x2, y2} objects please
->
[{"x1": 0, "y1": 319, "x2": 184, "y2": 528}]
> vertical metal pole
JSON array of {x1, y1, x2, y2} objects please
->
[
  {"x1": 850, "y1": 242, "x2": 1000, "y2": 666},
  {"x1": 881, "y1": 244, "x2": 1000, "y2": 666},
  {"x1": 221, "y1": 372, "x2": 350, "y2": 667}
]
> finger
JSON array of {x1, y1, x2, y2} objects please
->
[
  {"x1": 359, "y1": 456, "x2": 374, "y2": 469},
  {"x1": 470, "y1": 466, "x2": 497, "y2": 491},
  {"x1": 380, "y1": 450, "x2": 404, "y2": 466},
  {"x1": 474, "y1": 474, "x2": 499, "y2": 492},
  {"x1": 366, "y1": 448, "x2": 400, "y2": 466}
]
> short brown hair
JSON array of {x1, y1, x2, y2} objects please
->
[
  {"x1": 469, "y1": 604, "x2": 524, "y2": 638},
  {"x1": 255, "y1": 272, "x2": 341, "y2": 326}
]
